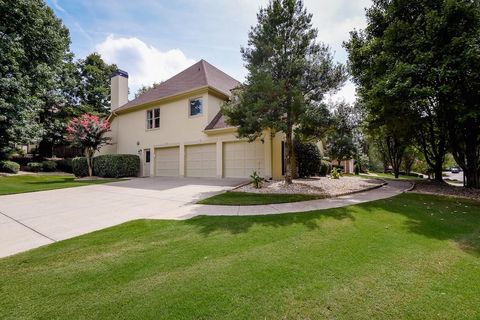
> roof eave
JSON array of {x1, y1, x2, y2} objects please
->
[
  {"x1": 203, "y1": 127, "x2": 237, "y2": 135},
  {"x1": 113, "y1": 86, "x2": 230, "y2": 115}
]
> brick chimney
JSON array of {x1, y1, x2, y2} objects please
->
[{"x1": 110, "y1": 69, "x2": 128, "y2": 111}]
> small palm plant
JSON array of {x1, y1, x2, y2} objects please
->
[
  {"x1": 330, "y1": 167, "x2": 341, "y2": 179},
  {"x1": 250, "y1": 171, "x2": 263, "y2": 189}
]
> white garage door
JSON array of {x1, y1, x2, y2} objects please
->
[
  {"x1": 185, "y1": 144, "x2": 217, "y2": 177},
  {"x1": 223, "y1": 141, "x2": 265, "y2": 178},
  {"x1": 155, "y1": 147, "x2": 179, "y2": 176}
]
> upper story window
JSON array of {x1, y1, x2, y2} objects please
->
[
  {"x1": 146, "y1": 108, "x2": 160, "y2": 129},
  {"x1": 189, "y1": 97, "x2": 203, "y2": 117}
]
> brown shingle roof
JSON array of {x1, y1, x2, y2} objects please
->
[
  {"x1": 115, "y1": 60, "x2": 240, "y2": 112},
  {"x1": 205, "y1": 112, "x2": 231, "y2": 130}
]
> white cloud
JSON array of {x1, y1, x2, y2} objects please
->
[
  {"x1": 329, "y1": 80, "x2": 357, "y2": 104},
  {"x1": 96, "y1": 35, "x2": 196, "y2": 98}
]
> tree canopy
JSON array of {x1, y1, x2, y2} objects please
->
[
  {"x1": 222, "y1": 0, "x2": 346, "y2": 183},
  {"x1": 0, "y1": 0, "x2": 71, "y2": 158},
  {"x1": 76, "y1": 53, "x2": 117, "y2": 116},
  {"x1": 345, "y1": 0, "x2": 480, "y2": 185}
]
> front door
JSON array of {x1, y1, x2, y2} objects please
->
[{"x1": 143, "y1": 149, "x2": 151, "y2": 177}]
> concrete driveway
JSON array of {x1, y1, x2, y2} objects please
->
[{"x1": 0, "y1": 177, "x2": 246, "y2": 258}]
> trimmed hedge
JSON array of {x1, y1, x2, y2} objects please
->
[
  {"x1": 56, "y1": 158, "x2": 73, "y2": 173},
  {"x1": 94, "y1": 154, "x2": 140, "y2": 178},
  {"x1": 42, "y1": 160, "x2": 57, "y2": 172},
  {"x1": 0, "y1": 160, "x2": 20, "y2": 174},
  {"x1": 72, "y1": 157, "x2": 89, "y2": 177},
  {"x1": 27, "y1": 162, "x2": 43, "y2": 172},
  {"x1": 294, "y1": 140, "x2": 321, "y2": 178},
  {"x1": 73, "y1": 154, "x2": 140, "y2": 178}
]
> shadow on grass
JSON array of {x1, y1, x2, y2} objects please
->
[
  {"x1": 187, "y1": 193, "x2": 480, "y2": 256},
  {"x1": 24, "y1": 177, "x2": 74, "y2": 185},
  {"x1": 361, "y1": 193, "x2": 480, "y2": 256},
  {"x1": 185, "y1": 208, "x2": 355, "y2": 236}
]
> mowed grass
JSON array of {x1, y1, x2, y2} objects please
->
[
  {"x1": 1, "y1": 193, "x2": 480, "y2": 319},
  {"x1": 198, "y1": 191, "x2": 322, "y2": 205},
  {"x1": 0, "y1": 175, "x2": 122, "y2": 195},
  {"x1": 367, "y1": 172, "x2": 424, "y2": 180}
]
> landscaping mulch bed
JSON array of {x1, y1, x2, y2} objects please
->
[
  {"x1": 411, "y1": 180, "x2": 480, "y2": 201},
  {"x1": 236, "y1": 176, "x2": 384, "y2": 197}
]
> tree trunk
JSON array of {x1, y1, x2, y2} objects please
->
[
  {"x1": 433, "y1": 161, "x2": 444, "y2": 183},
  {"x1": 85, "y1": 148, "x2": 94, "y2": 177},
  {"x1": 284, "y1": 128, "x2": 293, "y2": 185},
  {"x1": 393, "y1": 163, "x2": 400, "y2": 179}
]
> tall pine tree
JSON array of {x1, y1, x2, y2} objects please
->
[{"x1": 222, "y1": 0, "x2": 345, "y2": 184}]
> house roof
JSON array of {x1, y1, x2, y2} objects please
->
[
  {"x1": 115, "y1": 60, "x2": 240, "y2": 112},
  {"x1": 205, "y1": 112, "x2": 230, "y2": 130}
]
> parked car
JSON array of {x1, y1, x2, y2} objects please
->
[{"x1": 451, "y1": 167, "x2": 460, "y2": 173}]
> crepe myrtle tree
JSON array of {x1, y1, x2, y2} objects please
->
[
  {"x1": 221, "y1": 0, "x2": 346, "y2": 184},
  {"x1": 66, "y1": 114, "x2": 110, "y2": 177}
]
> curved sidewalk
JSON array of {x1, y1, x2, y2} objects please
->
[{"x1": 163, "y1": 180, "x2": 413, "y2": 220}]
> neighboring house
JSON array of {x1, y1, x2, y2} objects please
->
[
  {"x1": 101, "y1": 60, "x2": 287, "y2": 179},
  {"x1": 332, "y1": 159, "x2": 355, "y2": 174}
]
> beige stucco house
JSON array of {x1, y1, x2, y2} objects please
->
[{"x1": 101, "y1": 60, "x2": 289, "y2": 179}]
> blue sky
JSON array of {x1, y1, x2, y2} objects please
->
[{"x1": 46, "y1": 0, "x2": 371, "y2": 101}]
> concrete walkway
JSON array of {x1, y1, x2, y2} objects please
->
[
  {"x1": 0, "y1": 178, "x2": 411, "y2": 258},
  {"x1": 155, "y1": 180, "x2": 412, "y2": 219},
  {"x1": 0, "y1": 177, "x2": 246, "y2": 258}
]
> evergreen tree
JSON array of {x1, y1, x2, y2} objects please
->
[{"x1": 222, "y1": 0, "x2": 346, "y2": 184}]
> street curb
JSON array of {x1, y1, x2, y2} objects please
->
[{"x1": 405, "y1": 181, "x2": 416, "y2": 192}]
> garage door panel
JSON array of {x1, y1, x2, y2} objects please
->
[
  {"x1": 155, "y1": 147, "x2": 179, "y2": 176},
  {"x1": 224, "y1": 141, "x2": 265, "y2": 178},
  {"x1": 185, "y1": 144, "x2": 217, "y2": 177}
]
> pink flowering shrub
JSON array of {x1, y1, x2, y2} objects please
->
[{"x1": 67, "y1": 114, "x2": 111, "y2": 176}]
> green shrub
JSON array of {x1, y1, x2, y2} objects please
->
[
  {"x1": 319, "y1": 160, "x2": 332, "y2": 177},
  {"x1": 42, "y1": 160, "x2": 57, "y2": 172},
  {"x1": 72, "y1": 157, "x2": 89, "y2": 177},
  {"x1": 250, "y1": 171, "x2": 263, "y2": 189},
  {"x1": 0, "y1": 160, "x2": 20, "y2": 174},
  {"x1": 27, "y1": 162, "x2": 43, "y2": 172},
  {"x1": 294, "y1": 140, "x2": 321, "y2": 178},
  {"x1": 331, "y1": 167, "x2": 341, "y2": 179},
  {"x1": 56, "y1": 158, "x2": 73, "y2": 173},
  {"x1": 93, "y1": 154, "x2": 139, "y2": 178}
]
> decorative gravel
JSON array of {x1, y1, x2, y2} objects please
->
[
  {"x1": 236, "y1": 176, "x2": 384, "y2": 197},
  {"x1": 411, "y1": 180, "x2": 480, "y2": 201}
]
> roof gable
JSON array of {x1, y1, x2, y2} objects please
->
[{"x1": 115, "y1": 60, "x2": 240, "y2": 112}]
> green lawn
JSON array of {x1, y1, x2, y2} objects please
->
[
  {"x1": 1, "y1": 193, "x2": 479, "y2": 319},
  {"x1": 198, "y1": 191, "x2": 322, "y2": 205},
  {"x1": 366, "y1": 172, "x2": 424, "y2": 180},
  {"x1": 0, "y1": 175, "x2": 122, "y2": 195}
]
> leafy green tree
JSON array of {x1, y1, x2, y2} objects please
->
[
  {"x1": 326, "y1": 102, "x2": 356, "y2": 166},
  {"x1": 222, "y1": 0, "x2": 346, "y2": 184},
  {"x1": 443, "y1": 0, "x2": 480, "y2": 188},
  {"x1": 76, "y1": 53, "x2": 117, "y2": 116},
  {"x1": 402, "y1": 146, "x2": 420, "y2": 175},
  {"x1": 135, "y1": 82, "x2": 162, "y2": 98},
  {"x1": 38, "y1": 56, "x2": 80, "y2": 157},
  {"x1": 0, "y1": 0, "x2": 70, "y2": 159},
  {"x1": 346, "y1": 0, "x2": 480, "y2": 186}
]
